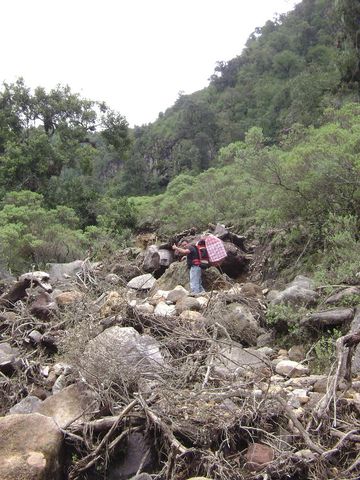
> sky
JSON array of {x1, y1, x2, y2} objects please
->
[{"x1": 1, "y1": 0, "x2": 300, "y2": 127}]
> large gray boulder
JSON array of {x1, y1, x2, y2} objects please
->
[
  {"x1": 0, "y1": 413, "x2": 63, "y2": 480},
  {"x1": 48, "y1": 260, "x2": 85, "y2": 282},
  {"x1": 270, "y1": 275, "x2": 318, "y2": 306},
  {"x1": 81, "y1": 326, "x2": 165, "y2": 387},
  {"x1": 127, "y1": 273, "x2": 156, "y2": 290},
  {"x1": 211, "y1": 341, "x2": 269, "y2": 379},
  {"x1": 212, "y1": 303, "x2": 265, "y2": 346}
]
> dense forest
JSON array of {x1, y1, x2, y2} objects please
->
[{"x1": 0, "y1": 0, "x2": 359, "y2": 281}]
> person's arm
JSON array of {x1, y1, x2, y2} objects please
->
[{"x1": 172, "y1": 244, "x2": 190, "y2": 255}]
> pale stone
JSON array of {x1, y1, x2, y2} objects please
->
[
  {"x1": 127, "y1": 274, "x2": 156, "y2": 290},
  {"x1": 27, "y1": 451, "x2": 46, "y2": 468},
  {"x1": 154, "y1": 301, "x2": 176, "y2": 317},
  {"x1": 275, "y1": 360, "x2": 309, "y2": 378},
  {"x1": 179, "y1": 310, "x2": 205, "y2": 321},
  {"x1": 55, "y1": 290, "x2": 83, "y2": 306},
  {"x1": 135, "y1": 303, "x2": 155, "y2": 315}
]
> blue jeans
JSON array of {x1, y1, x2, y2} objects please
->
[{"x1": 189, "y1": 265, "x2": 205, "y2": 294}]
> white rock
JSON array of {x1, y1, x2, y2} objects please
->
[
  {"x1": 127, "y1": 274, "x2": 156, "y2": 290},
  {"x1": 275, "y1": 360, "x2": 309, "y2": 378},
  {"x1": 154, "y1": 301, "x2": 176, "y2": 317}
]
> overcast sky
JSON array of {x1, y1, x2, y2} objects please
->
[{"x1": 1, "y1": 0, "x2": 300, "y2": 126}]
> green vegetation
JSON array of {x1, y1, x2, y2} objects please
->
[
  {"x1": 0, "y1": 0, "x2": 359, "y2": 280},
  {"x1": 312, "y1": 328, "x2": 343, "y2": 374},
  {"x1": 118, "y1": 0, "x2": 358, "y2": 195}
]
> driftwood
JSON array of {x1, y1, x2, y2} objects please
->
[{"x1": 300, "y1": 308, "x2": 355, "y2": 328}]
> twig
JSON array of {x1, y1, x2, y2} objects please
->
[
  {"x1": 138, "y1": 395, "x2": 187, "y2": 455},
  {"x1": 275, "y1": 395, "x2": 324, "y2": 454},
  {"x1": 322, "y1": 429, "x2": 360, "y2": 459},
  {"x1": 202, "y1": 325, "x2": 218, "y2": 388},
  {"x1": 68, "y1": 398, "x2": 138, "y2": 479}
]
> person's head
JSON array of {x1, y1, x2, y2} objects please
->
[{"x1": 180, "y1": 239, "x2": 189, "y2": 248}]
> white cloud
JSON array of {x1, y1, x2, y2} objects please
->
[{"x1": 1, "y1": 0, "x2": 300, "y2": 126}]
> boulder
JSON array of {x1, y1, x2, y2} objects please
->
[
  {"x1": 270, "y1": 275, "x2": 318, "y2": 307},
  {"x1": 135, "y1": 302, "x2": 155, "y2": 315},
  {"x1": 0, "y1": 271, "x2": 53, "y2": 308},
  {"x1": 127, "y1": 274, "x2": 156, "y2": 290},
  {"x1": 29, "y1": 292, "x2": 58, "y2": 320},
  {"x1": 54, "y1": 290, "x2": 83, "y2": 306},
  {"x1": 0, "y1": 413, "x2": 63, "y2": 480},
  {"x1": 105, "y1": 273, "x2": 122, "y2": 284},
  {"x1": 36, "y1": 382, "x2": 98, "y2": 428},
  {"x1": 108, "y1": 432, "x2": 153, "y2": 480},
  {"x1": 275, "y1": 360, "x2": 309, "y2": 378},
  {"x1": 48, "y1": 260, "x2": 85, "y2": 282},
  {"x1": 175, "y1": 297, "x2": 201, "y2": 314},
  {"x1": 152, "y1": 261, "x2": 189, "y2": 292},
  {"x1": 81, "y1": 326, "x2": 165, "y2": 386},
  {"x1": 143, "y1": 245, "x2": 174, "y2": 272},
  {"x1": 179, "y1": 311, "x2": 206, "y2": 321},
  {"x1": 167, "y1": 285, "x2": 189, "y2": 303},
  {"x1": 98, "y1": 291, "x2": 123, "y2": 317},
  {"x1": 220, "y1": 242, "x2": 249, "y2": 278},
  {"x1": 213, "y1": 303, "x2": 264, "y2": 346},
  {"x1": 288, "y1": 345, "x2": 306, "y2": 362},
  {"x1": 9, "y1": 396, "x2": 43, "y2": 415},
  {"x1": 241, "y1": 282, "x2": 264, "y2": 298},
  {"x1": 212, "y1": 341, "x2": 270, "y2": 379},
  {"x1": 154, "y1": 301, "x2": 176, "y2": 317}
]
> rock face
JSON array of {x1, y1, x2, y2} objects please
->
[
  {"x1": 0, "y1": 413, "x2": 63, "y2": 480},
  {"x1": 270, "y1": 275, "x2": 318, "y2": 306},
  {"x1": 81, "y1": 326, "x2": 165, "y2": 386}
]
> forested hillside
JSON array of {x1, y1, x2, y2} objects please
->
[
  {"x1": 0, "y1": 0, "x2": 359, "y2": 277},
  {"x1": 120, "y1": 0, "x2": 360, "y2": 194}
]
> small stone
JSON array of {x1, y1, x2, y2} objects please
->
[{"x1": 245, "y1": 443, "x2": 274, "y2": 471}]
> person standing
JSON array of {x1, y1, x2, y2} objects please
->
[{"x1": 172, "y1": 240, "x2": 205, "y2": 294}]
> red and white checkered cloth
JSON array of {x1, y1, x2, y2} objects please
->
[{"x1": 205, "y1": 235, "x2": 227, "y2": 264}]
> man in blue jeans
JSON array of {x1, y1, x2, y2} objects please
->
[{"x1": 172, "y1": 240, "x2": 205, "y2": 294}]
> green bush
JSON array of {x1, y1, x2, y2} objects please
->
[{"x1": 312, "y1": 328, "x2": 343, "y2": 374}]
